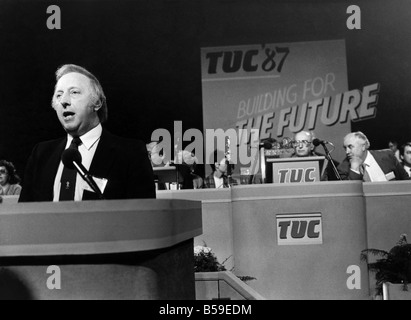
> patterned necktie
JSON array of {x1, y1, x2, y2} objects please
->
[{"x1": 59, "y1": 137, "x2": 82, "y2": 201}]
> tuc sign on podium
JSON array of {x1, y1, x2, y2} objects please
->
[
  {"x1": 269, "y1": 156, "x2": 325, "y2": 183},
  {"x1": 276, "y1": 213, "x2": 323, "y2": 245}
]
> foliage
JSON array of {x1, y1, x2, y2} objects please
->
[
  {"x1": 194, "y1": 244, "x2": 257, "y2": 283},
  {"x1": 361, "y1": 234, "x2": 411, "y2": 295},
  {"x1": 194, "y1": 245, "x2": 227, "y2": 272}
]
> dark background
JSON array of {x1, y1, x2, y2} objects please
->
[{"x1": 0, "y1": 0, "x2": 410, "y2": 180}]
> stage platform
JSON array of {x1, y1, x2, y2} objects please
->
[{"x1": 157, "y1": 181, "x2": 411, "y2": 300}]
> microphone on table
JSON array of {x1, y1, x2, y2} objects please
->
[
  {"x1": 259, "y1": 141, "x2": 273, "y2": 149},
  {"x1": 312, "y1": 138, "x2": 342, "y2": 181},
  {"x1": 62, "y1": 148, "x2": 105, "y2": 199},
  {"x1": 313, "y1": 138, "x2": 334, "y2": 147},
  {"x1": 237, "y1": 141, "x2": 273, "y2": 149}
]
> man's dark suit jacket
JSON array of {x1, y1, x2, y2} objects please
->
[
  {"x1": 337, "y1": 149, "x2": 410, "y2": 181},
  {"x1": 19, "y1": 129, "x2": 156, "y2": 202}
]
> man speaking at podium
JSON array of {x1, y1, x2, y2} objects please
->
[{"x1": 19, "y1": 64, "x2": 155, "y2": 202}]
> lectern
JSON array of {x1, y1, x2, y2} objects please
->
[{"x1": 0, "y1": 199, "x2": 202, "y2": 300}]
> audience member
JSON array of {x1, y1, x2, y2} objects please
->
[
  {"x1": 176, "y1": 150, "x2": 203, "y2": 189},
  {"x1": 147, "y1": 141, "x2": 169, "y2": 167},
  {"x1": 388, "y1": 140, "x2": 401, "y2": 162},
  {"x1": 338, "y1": 132, "x2": 410, "y2": 181},
  {"x1": 147, "y1": 141, "x2": 170, "y2": 190},
  {"x1": 203, "y1": 149, "x2": 237, "y2": 188},
  {"x1": 0, "y1": 160, "x2": 22, "y2": 195},
  {"x1": 400, "y1": 142, "x2": 411, "y2": 177}
]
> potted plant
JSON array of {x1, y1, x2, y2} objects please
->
[
  {"x1": 194, "y1": 245, "x2": 256, "y2": 281},
  {"x1": 194, "y1": 245, "x2": 227, "y2": 273},
  {"x1": 194, "y1": 244, "x2": 263, "y2": 300},
  {"x1": 361, "y1": 234, "x2": 411, "y2": 299}
]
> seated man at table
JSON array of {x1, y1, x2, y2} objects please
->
[
  {"x1": 175, "y1": 150, "x2": 203, "y2": 189},
  {"x1": 388, "y1": 140, "x2": 401, "y2": 162},
  {"x1": 337, "y1": 131, "x2": 410, "y2": 181},
  {"x1": 202, "y1": 149, "x2": 237, "y2": 188},
  {"x1": 292, "y1": 130, "x2": 339, "y2": 181},
  {"x1": 147, "y1": 140, "x2": 172, "y2": 190},
  {"x1": 400, "y1": 142, "x2": 411, "y2": 177}
]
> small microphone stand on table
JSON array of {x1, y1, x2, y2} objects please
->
[
  {"x1": 226, "y1": 158, "x2": 233, "y2": 188},
  {"x1": 320, "y1": 143, "x2": 342, "y2": 181}
]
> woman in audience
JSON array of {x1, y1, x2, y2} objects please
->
[{"x1": 0, "y1": 160, "x2": 22, "y2": 195}]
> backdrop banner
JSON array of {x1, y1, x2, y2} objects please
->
[{"x1": 201, "y1": 39, "x2": 376, "y2": 177}]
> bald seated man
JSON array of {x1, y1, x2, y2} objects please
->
[
  {"x1": 293, "y1": 131, "x2": 316, "y2": 157},
  {"x1": 292, "y1": 130, "x2": 340, "y2": 181},
  {"x1": 337, "y1": 131, "x2": 410, "y2": 181}
]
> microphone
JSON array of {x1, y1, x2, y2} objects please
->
[
  {"x1": 312, "y1": 137, "x2": 342, "y2": 180},
  {"x1": 62, "y1": 148, "x2": 104, "y2": 199},
  {"x1": 259, "y1": 141, "x2": 273, "y2": 149},
  {"x1": 238, "y1": 141, "x2": 273, "y2": 149},
  {"x1": 313, "y1": 138, "x2": 333, "y2": 147}
]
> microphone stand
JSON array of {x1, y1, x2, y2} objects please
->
[
  {"x1": 169, "y1": 161, "x2": 181, "y2": 190},
  {"x1": 320, "y1": 143, "x2": 342, "y2": 181},
  {"x1": 249, "y1": 144, "x2": 263, "y2": 184},
  {"x1": 175, "y1": 162, "x2": 180, "y2": 190},
  {"x1": 226, "y1": 157, "x2": 232, "y2": 188},
  {"x1": 72, "y1": 161, "x2": 105, "y2": 199},
  {"x1": 225, "y1": 137, "x2": 233, "y2": 188}
]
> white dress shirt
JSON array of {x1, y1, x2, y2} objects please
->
[
  {"x1": 362, "y1": 151, "x2": 387, "y2": 182},
  {"x1": 213, "y1": 175, "x2": 224, "y2": 189},
  {"x1": 53, "y1": 124, "x2": 102, "y2": 201}
]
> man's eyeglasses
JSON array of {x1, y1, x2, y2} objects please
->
[
  {"x1": 0, "y1": 169, "x2": 8, "y2": 175},
  {"x1": 293, "y1": 140, "x2": 312, "y2": 147}
]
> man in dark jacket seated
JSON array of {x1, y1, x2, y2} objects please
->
[{"x1": 337, "y1": 131, "x2": 410, "y2": 182}]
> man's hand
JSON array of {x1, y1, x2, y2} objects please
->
[{"x1": 349, "y1": 155, "x2": 364, "y2": 172}]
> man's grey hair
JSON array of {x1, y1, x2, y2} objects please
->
[
  {"x1": 52, "y1": 64, "x2": 108, "y2": 123},
  {"x1": 294, "y1": 130, "x2": 316, "y2": 141},
  {"x1": 345, "y1": 131, "x2": 370, "y2": 149}
]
